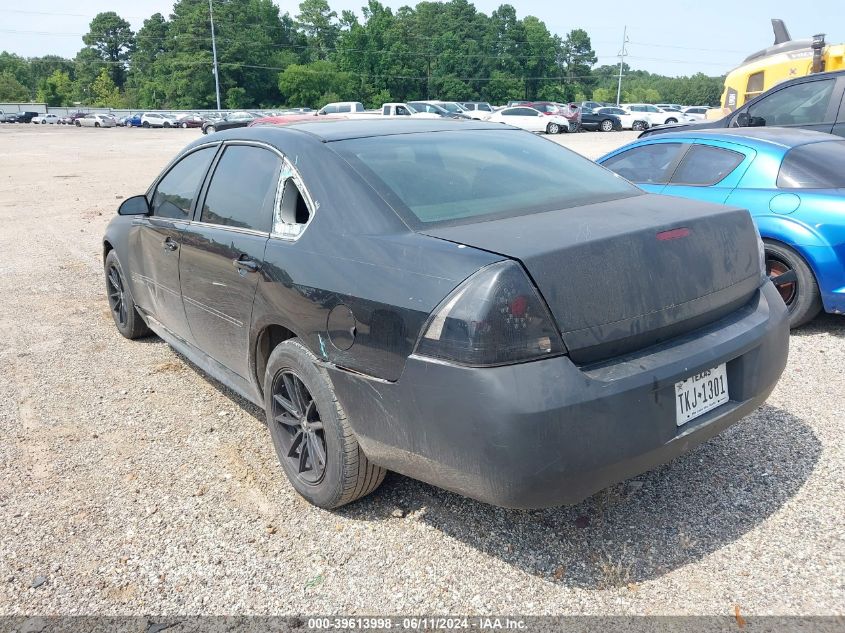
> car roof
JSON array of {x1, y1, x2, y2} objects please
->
[
  {"x1": 272, "y1": 118, "x2": 508, "y2": 141},
  {"x1": 637, "y1": 126, "x2": 840, "y2": 149}
]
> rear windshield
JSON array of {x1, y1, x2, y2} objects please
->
[
  {"x1": 777, "y1": 140, "x2": 845, "y2": 189},
  {"x1": 332, "y1": 129, "x2": 640, "y2": 228}
]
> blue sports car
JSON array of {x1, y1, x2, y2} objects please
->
[{"x1": 597, "y1": 128, "x2": 845, "y2": 327}]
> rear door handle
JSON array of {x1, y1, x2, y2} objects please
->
[
  {"x1": 233, "y1": 255, "x2": 259, "y2": 273},
  {"x1": 163, "y1": 237, "x2": 178, "y2": 251}
]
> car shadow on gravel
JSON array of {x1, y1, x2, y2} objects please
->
[
  {"x1": 340, "y1": 405, "x2": 820, "y2": 589},
  {"x1": 792, "y1": 313, "x2": 845, "y2": 338}
]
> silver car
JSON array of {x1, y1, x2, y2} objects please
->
[{"x1": 76, "y1": 114, "x2": 116, "y2": 128}]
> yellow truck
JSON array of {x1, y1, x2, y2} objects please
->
[{"x1": 708, "y1": 19, "x2": 845, "y2": 119}]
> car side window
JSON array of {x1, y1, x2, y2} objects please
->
[
  {"x1": 669, "y1": 145, "x2": 745, "y2": 186},
  {"x1": 273, "y1": 158, "x2": 315, "y2": 239},
  {"x1": 510, "y1": 108, "x2": 536, "y2": 116},
  {"x1": 744, "y1": 79, "x2": 835, "y2": 126},
  {"x1": 602, "y1": 143, "x2": 686, "y2": 184},
  {"x1": 338, "y1": 104, "x2": 351, "y2": 113},
  {"x1": 151, "y1": 147, "x2": 216, "y2": 219},
  {"x1": 200, "y1": 145, "x2": 281, "y2": 232}
]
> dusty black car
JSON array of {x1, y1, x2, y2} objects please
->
[
  {"x1": 578, "y1": 107, "x2": 623, "y2": 132},
  {"x1": 103, "y1": 119, "x2": 788, "y2": 509},
  {"x1": 202, "y1": 111, "x2": 262, "y2": 134}
]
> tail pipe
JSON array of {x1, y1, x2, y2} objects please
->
[{"x1": 812, "y1": 33, "x2": 826, "y2": 74}]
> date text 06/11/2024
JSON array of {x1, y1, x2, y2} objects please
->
[{"x1": 307, "y1": 617, "x2": 527, "y2": 630}]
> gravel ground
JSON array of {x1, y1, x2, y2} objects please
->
[{"x1": 0, "y1": 125, "x2": 843, "y2": 616}]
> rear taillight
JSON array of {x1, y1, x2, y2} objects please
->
[{"x1": 415, "y1": 260, "x2": 565, "y2": 366}]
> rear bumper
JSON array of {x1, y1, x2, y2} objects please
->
[{"x1": 329, "y1": 282, "x2": 789, "y2": 508}]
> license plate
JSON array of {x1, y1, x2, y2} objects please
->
[{"x1": 674, "y1": 364, "x2": 729, "y2": 426}]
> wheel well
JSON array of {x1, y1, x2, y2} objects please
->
[
  {"x1": 103, "y1": 240, "x2": 113, "y2": 262},
  {"x1": 255, "y1": 324, "x2": 296, "y2": 393},
  {"x1": 762, "y1": 237, "x2": 822, "y2": 282}
]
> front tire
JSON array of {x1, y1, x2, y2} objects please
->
[
  {"x1": 181, "y1": 122, "x2": 188, "y2": 128},
  {"x1": 142, "y1": 121, "x2": 150, "y2": 128},
  {"x1": 546, "y1": 122, "x2": 561, "y2": 134},
  {"x1": 764, "y1": 240, "x2": 822, "y2": 328},
  {"x1": 94, "y1": 122, "x2": 100, "y2": 128},
  {"x1": 264, "y1": 339, "x2": 386, "y2": 509},
  {"x1": 105, "y1": 251, "x2": 150, "y2": 339},
  {"x1": 75, "y1": 120, "x2": 81, "y2": 127},
  {"x1": 665, "y1": 117, "x2": 678, "y2": 124}
]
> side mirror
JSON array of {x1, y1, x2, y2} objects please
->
[
  {"x1": 118, "y1": 194, "x2": 150, "y2": 216},
  {"x1": 735, "y1": 112, "x2": 750, "y2": 127}
]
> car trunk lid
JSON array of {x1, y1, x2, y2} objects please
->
[{"x1": 420, "y1": 194, "x2": 761, "y2": 364}]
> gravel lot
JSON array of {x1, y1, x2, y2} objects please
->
[{"x1": 0, "y1": 125, "x2": 843, "y2": 617}]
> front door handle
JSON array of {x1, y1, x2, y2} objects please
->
[
  {"x1": 233, "y1": 255, "x2": 259, "y2": 273},
  {"x1": 163, "y1": 237, "x2": 178, "y2": 252}
]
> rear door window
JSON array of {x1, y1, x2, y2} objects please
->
[
  {"x1": 151, "y1": 147, "x2": 216, "y2": 219},
  {"x1": 601, "y1": 143, "x2": 687, "y2": 184},
  {"x1": 777, "y1": 140, "x2": 845, "y2": 188},
  {"x1": 669, "y1": 144, "x2": 746, "y2": 186},
  {"x1": 200, "y1": 145, "x2": 281, "y2": 232}
]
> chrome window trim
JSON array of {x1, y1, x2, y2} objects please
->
[{"x1": 269, "y1": 155, "x2": 317, "y2": 243}]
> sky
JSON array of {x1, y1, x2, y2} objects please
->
[{"x1": 0, "y1": 1, "x2": 843, "y2": 77}]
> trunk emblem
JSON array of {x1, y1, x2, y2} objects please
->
[{"x1": 656, "y1": 227, "x2": 691, "y2": 241}]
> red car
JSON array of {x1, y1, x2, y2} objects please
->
[{"x1": 175, "y1": 114, "x2": 205, "y2": 129}]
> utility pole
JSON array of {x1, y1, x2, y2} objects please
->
[
  {"x1": 209, "y1": 0, "x2": 221, "y2": 111},
  {"x1": 616, "y1": 25, "x2": 629, "y2": 106}
]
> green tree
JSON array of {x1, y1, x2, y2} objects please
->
[
  {"x1": 36, "y1": 70, "x2": 74, "y2": 106},
  {"x1": 297, "y1": 0, "x2": 339, "y2": 61},
  {"x1": 0, "y1": 70, "x2": 30, "y2": 101},
  {"x1": 278, "y1": 60, "x2": 354, "y2": 107},
  {"x1": 561, "y1": 28, "x2": 596, "y2": 97},
  {"x1": 82, "y1": 12, "x2": 135, "y2": 88},
  {"x1": 90, "y1": 68, "x2": 123, "y2": 107},
  {"x1": 225, "y1": 86, "x2": 248, "y2": 108}
]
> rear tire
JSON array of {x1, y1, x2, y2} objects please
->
[
  {"x1": 75, "y1": 120, "x2": 81, "y2": 127},
  {"x1": 599, "y1": 119, "x2": 614, "y2": 132},
  {"x1": 632, "y1": 120, "x2": 646, "y2": 131},
  {"x1": 181, "y1": 122, "x2": 188, "y2": 128},
  {"x1": 104, "y1": 250, "x2": 151, "y2": 339},
  {"x1": 665, "y1": 117, "x2": 678, "y2": 124},
  {"x1": 142, "y1": 121, "x2": 150, "y2": 128},
  {"x1": 264, "y1": 339, "x2": 386, "y2": 509},
  {"x1": 764, "y1": 240, "x2": 822, "y2": 328},
  {"x1": 206, "y1": 125, "x2": 215, "y2": 134}
]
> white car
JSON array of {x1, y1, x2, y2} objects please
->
[
  {"x1": 623, "y1": 104, "x2": 690, "y2": 126},
  {"x1": 682, "y1": 106, "x2": 712, "y2": 121},
  {"x1": 317, "y1": 102, "x2": 365, "y2": 115},
  {"x1": 595, "y1": 106, "x2": 649, "y2": 131},
  {"x1": 32, "y1": 113, "x2": 60, "y2": 125},
  {"x1": 487, "y1": 106, "x2": 570, "y2": 133},
  {"x1": 75, "y1": 114, "x2": 116, "y2": 128},
  {"x1": 141, "y1": 112, "x2": 176, "y2": 128}
]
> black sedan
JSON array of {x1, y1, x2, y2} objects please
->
[
  {"x1": 578, "y1": 107, "x2": 623, "y2": 132},
  {"x1": 202, "y1": 111, "x2": 262, "y2": 134},
  {"x1": 103, "y1": 119, "x2": 788, "y2": 509}
]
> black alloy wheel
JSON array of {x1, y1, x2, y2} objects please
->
[
  {"x1": 106, "y1": 264, "x2": 127, "y2": 328},
  {"x1": 271, "y1": 369, "x2": 327, "y2": 485},
  {"x1": 264, "y1": 339, "x2": 386, "y2": 508}
]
